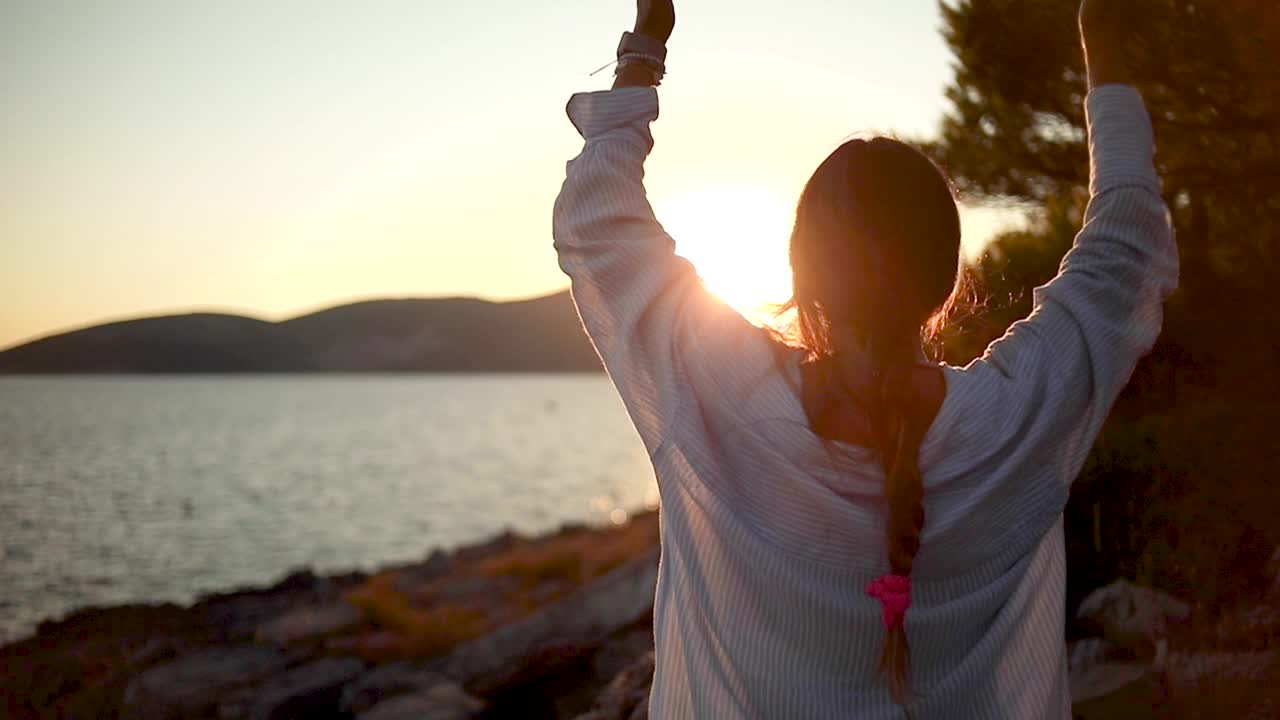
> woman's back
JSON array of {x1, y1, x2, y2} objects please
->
[
  {"x1": 644, "y1": 358, "x2": 1074, "y2": 717},
  {"x1": 551, "y1": 8, "x2": 1177, "y2": 715}
]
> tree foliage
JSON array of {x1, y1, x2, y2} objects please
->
[
  {"x1": 925, "y1": 0, "x2": 1280, "y2": 611},
  {"x1": 926, "y1": 0, "x2": 1280, "y2": 303}
]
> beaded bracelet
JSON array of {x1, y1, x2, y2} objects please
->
[{"x1": 615, "y1": 52, "x2": 666, "y2": 85}]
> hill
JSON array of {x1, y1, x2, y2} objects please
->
[{"x1": 0, "y1": 292, "x2": 603, "y2": 373}]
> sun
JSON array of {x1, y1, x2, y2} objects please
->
[{"x1": 653, "y1": 183, "x2": 796, "y2": 328}]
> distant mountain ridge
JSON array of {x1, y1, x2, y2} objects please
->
[{"x1": 0, "y1": 291, "x2": 604, "y2": 373}]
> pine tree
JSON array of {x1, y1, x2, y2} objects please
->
[
  {"x1": 925, "y1": 0, "x2": 1279, "y2": 314},
  {"x1": 925, "y1": 1, "x2": 1280, "y2": 611}
]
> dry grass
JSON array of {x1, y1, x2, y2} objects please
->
[
  {"x1": 339, "y1": 512, "x2": 660, "y2": 661},
  {"x1": 344, "y1": 571, "x2": 489, "y2": 660},
  {"x1": 476, "y1": 512, "x2": 659, "y2": 588}
]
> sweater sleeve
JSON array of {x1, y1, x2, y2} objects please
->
[
  {"x1": 966, "y1": 85, "x2": 1180, "y2": 490},
  {"x1": 551, "y1": 87, "x2": 774, "y2": 457}
]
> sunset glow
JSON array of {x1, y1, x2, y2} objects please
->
[
  {"x1": 0, "y1": 1, "x2": 1003, "y2": 349},
  {"x1": 656, "y1": 184, "x2": 796, "y2": 328}
]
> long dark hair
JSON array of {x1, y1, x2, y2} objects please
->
[{"x1": 776, "y1": 137, "x2": 963, "y2": 705}]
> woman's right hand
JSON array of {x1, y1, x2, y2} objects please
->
[{"x1": 1079, "y1": 0, "x2": 1143, "y2": 88}]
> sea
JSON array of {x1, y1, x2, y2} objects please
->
[{"x1": 0, "y1": 375, "x2": 657, "y2": 644}]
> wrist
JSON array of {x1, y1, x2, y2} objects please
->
[
  {"x1": 613, "y1": 32, "x2": 666, "y2": 88},
  {"x1": 613, "y1": 64, "x2": 659, "y2": 89},
  {"x1": 1086, "y1": 63, "x2": 1136, "y2": 90},
  {"x1": 1083, "y1": 42, "x2": 1136, "y2": 90}
]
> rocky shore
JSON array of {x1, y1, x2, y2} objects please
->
[{"x1": 3, "y1": 512, "x2": 1277, "y2": 719}]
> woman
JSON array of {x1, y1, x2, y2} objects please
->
[{"x1": 552, "y1": 1, "x2": 1178, "y2": 717}]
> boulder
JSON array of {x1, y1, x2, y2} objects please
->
[
  {"x1": 444, "y1": 548, "x2": 659, "y2": 692},
  {"x1": 1070, "y1": 669, "x2": 1161, "y2": 720},
  {"x1": 1068, "y1": 653, "x2": 1150, "y2": 705},
  {"x1": 255, "y1": 603, "x2": 363, "y2": 647},
  {"x1": 122, "y1": 645, "x2": 290, "y2": 719},
  {"x1": 341, "y1": 663, "x2": 453, "y2": 715},
  {"x1": 325, "y1": 630, "x2": 412, "y2": 660},
  {"x1": 196, "y1": 594, "x2": 300, "y2": 643},
  {"x1": 573, "y1": 651, "x2": 654, "y2": 720},
  {"x1": 591, "y1": 625, "x2": 654, "y2": 682},
  {"x1": 126, "y1": 637, "x2": 179, "y2": 668},
  {"x1": 273, "y1": 569, "x2": 323, "y2": 593},
  {"x1": 245, "y1": 657, "x2": 366, "y2": 720},
  {"x1": 1070, "y1": 638, "x2": 1119, "y2": 674},
  {"x1": 1076, "y1": 579, "x2": 1190, "y2": 660},
  {"x1": 450, "y1": 531, "x2": 519, "y2": 565},
  {"x1": 393, "y1": 550, "x2": 452, "y2": 593},
  {"x1": 358, "y1": 682, "x2": 485, "y2": 720}
]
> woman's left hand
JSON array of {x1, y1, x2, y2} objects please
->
[{"x1": 634, "y1": 0, "x2": 675, "y2": 44}]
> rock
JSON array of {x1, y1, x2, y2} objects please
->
[
  {"x1": 591, "y1": 625, "x2": 654, "y2": 682},
  {"x1": 122, "y1": 645, "x2": 291, "y2": 719},
  {"x1": 393, "y1": 550, "x2": 452, "y2": 593},
  {"x1": 574, "y1": 651, "x2": 654, "y2": 720},
  {"x1": 1076, "y1": 579, "x2": 1190, "y2": 660},
  {"x1": 1070, "y1": 667, "x2": 1161, "y2": 720},
  {"x1": 193, "y1": 568, "x2": 348, "y2": 643},
  {"x1": 244, "y1": 657, "x2": 365, "y2": 720},
  {"x1": 325, "y1": 630, "x2": 412, "y2": 660},
  {"x1": 432, "y1": 575, "x2": 516, "y2": 606},
  {"x1": 255, "y1": 603, "x2": 363, "y2": 647},
  {"x1": 197, "y1": 594, "x2": 300, "y2": 642},
  {"x1": 341, "y1": 663, "x2": 452, "y2": 715},
  {"x1": 1069, "y1": 638, "x2": 1119, "y2": 675},
  {"x1": 445, "y1": 548, "x2": 659, "y2": 692},
  {"x1": 216, "y1": 687, "x2": 258, "y2": 720},
  {"x1": 1069, "y1": 657, "x2": 1150, "y2": 705},
  {"x1": 358, "y1": 682, "x2": 485, "y2": 720},
  {"x1": 274, "y1": 569, "x2": 321, "y2": 593},
  {"x1": 450, "y1": 531, "x2": 519, "y2": 565},
  {"x1": 126, "y1": 637, "x2": 178, "y2": 668}
]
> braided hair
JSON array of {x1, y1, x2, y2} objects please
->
[{"x1": 778, "y1": 137, "x2": 962, "y2": 705}]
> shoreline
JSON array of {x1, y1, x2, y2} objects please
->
[
  {"x1": 0, "y1": 504, "x2": 656, "y2": 649},
  {"x1": 4, "y1": 509, "x2": 1276, "y2": 719},
  {"x1": 2, "y1": 511, "x2": 662, "y2": 719}
]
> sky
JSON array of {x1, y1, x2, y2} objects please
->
[{"x1": 1, "y1": 0, "x2": 1019, "y2": 350}]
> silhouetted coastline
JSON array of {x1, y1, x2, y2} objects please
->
[{"x1": 0, "y1": 292, "x2": 601, "y2": 374}]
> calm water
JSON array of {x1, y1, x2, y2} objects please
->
[{"x1": 0, "y1": 375, "x2": 656, "y2": 643}]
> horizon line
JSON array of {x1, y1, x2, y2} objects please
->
[{"x1": 1, "y1": 287, "x2": 575, "y2": 353}]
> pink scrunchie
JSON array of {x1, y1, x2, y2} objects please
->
[{"x1": 866, "y1": 573, "x2": 911, "y2": 629}]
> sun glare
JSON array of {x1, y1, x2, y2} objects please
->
[{"x1": 654, "y1": 184, "x2": 796, "y2": 328}]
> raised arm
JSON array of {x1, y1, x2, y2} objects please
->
[
  {"x1": 967, "y1": 0, "x2": 1179, "y2": 485},
  {"x1": 552, "y1": 1, "x2": 774, "y2": 455}
]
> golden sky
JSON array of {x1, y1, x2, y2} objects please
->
[{"x1": 1, "y1": 0, "x2": 1019, "y2": 349}]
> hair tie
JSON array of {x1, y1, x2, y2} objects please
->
[{"x1": 866, "y1": 573, "x2": 911, "y2": 629}]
